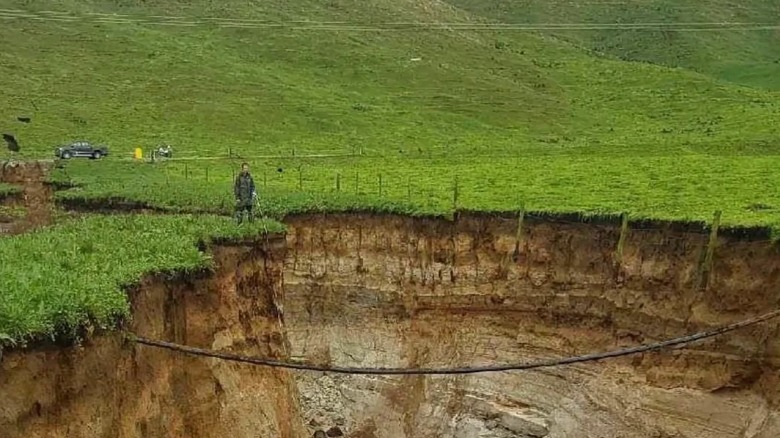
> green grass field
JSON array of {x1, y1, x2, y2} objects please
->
[
  {"x1": 0, "y1": 214, "x2": 282, "y2": 347},
  {"x1": 53, "y1": 154, "x2": 780, "y2": 227},
  {"x1": 0, "y1": 0, "x2": 776, "y2": 226},
  {"x1": 447, "y1": 0, "x2": 780, "y2": 90},
  {"x1": 0, "y1": 0, "x2": 779, "y2": 344}
]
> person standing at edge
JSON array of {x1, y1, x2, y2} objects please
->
[{"x1": 234, "y1": 162, "x2": 257, "y2": 224}]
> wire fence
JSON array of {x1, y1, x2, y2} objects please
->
[
  {"x1": 80, "y1": 145, "x2": 776, "y2": 252},
  {"x1": 147, "y1": 155, "x2": 776, "y2": 228}
]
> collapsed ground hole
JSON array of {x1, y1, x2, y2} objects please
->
[{"x1": 2, "y1": 213, "x2": 780, "y2": 438}]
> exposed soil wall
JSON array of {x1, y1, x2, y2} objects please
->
[
  {"x1": 283, "y1": 213, "x2": 780, "y2": 438},
  {"x1": 0, "y1": 237, "x2": 306, "y2": 438},
  {"x1": 0, "y1": 160, "x2": 54, "y2": 235},
  {"x1": 2, "y1": 211, "x2": 780, "y2": 438}
]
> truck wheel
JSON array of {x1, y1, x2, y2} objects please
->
[
  {"x1": 62, "y1": 151, "x2": 72, "y2": 159},
  {"x1": 92, "y1": 151, "x2": 102, "y2": 159}
]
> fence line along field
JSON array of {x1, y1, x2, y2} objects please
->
[
  {"x1": 53, "y1": 154, "x2": 780, "y2": 228},
  {"x1": 0, "y1": 214, "x2": 283, "y2": 348}
]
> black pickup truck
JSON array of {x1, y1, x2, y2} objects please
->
[{"x1": 54, "y1": 141, "x2": 109, "y2": 159}]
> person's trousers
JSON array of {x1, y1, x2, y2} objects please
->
[{"x1": 234, "y1": 200, "x2": 254, "y2": 223}]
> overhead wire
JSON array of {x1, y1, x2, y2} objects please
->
[
  {"x1": 131, "y1": 308, "x2": 780, "y2": 375},
  {"x1": 0, "y1": 9, "x2": 778, "y2": 32}
]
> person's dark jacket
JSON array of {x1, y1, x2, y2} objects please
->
[{"x1": 234, "y1": 172, "x2": 256, "y2": 202}]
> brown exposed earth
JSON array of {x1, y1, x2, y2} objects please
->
[
  {"x1": 1, "y1": 197, "x2": 780, "y2": 436},
  {"x1": 1, "y1": 237, "x2": 306, "y2": 438},
  {"x1": 283, "y1": 214, "x2": 780, "y2": 437},
  {"x1": 0, "y1": 160, "x2": 54, "y2": 235}
]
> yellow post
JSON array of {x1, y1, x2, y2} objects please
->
[{"x1": 134, "y1": 147, "x2": 143, "y2": 160}]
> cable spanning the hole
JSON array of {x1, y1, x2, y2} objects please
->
[{"x1": 131, "y1": 309, "x2": 780, "y2": 375}]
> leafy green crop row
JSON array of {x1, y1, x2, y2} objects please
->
[{"x1": 0, "y1": 214, "x2": 283, "y2": 347}]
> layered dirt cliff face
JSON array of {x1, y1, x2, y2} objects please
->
[
  {"x1": 283, "y1": 214, "x2": 780, "y2": 438},
  {"x1": 0, "y1": 237, "x2": 306, "y2": 438},
  {"x1": 2, "y1": 212, "x2": 780, "y2": 438}
]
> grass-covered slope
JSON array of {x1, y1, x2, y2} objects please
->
[
  {"x1": 446, "y1": 0, "x2": 780, "y2": 90},
  {"x1": 0, "y1": 214, "x2": 282, "y2": 347},
  {"x1": 1, "y1": 0, "x2": 779, "y2": 226},
  {"x1": 1, "y1": 0, "x2": 777, "y2": 156}
]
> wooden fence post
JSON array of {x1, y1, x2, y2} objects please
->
[
  {"x1": 453, "y1": 175, "x2": 460, "y2": 212},
  {"x1": 699, "y1": 210, "x2": 722, "y2": 290},
  {"x1": 336, "y1": 172, "x2": 341, "y2": 192},
  {"x1": 512, "y1": 205, "x2": 525, "y2": 260},
  {"x1": 614, "y1": 212, "x2": 629, "y2": 265},
  {"x1": 184, "y1": 163, "x2": 189, "y2": 179}
]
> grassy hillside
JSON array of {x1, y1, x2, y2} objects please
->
[
  {"x1": 446, "y1": 0, "x2": 780, "y2": 90},
  {"x1": 1, "y1": 0, "x2": 777, "y2": 156},
  {"x1": 0, "y1": 0, "x2": 779, "y2": 227}
]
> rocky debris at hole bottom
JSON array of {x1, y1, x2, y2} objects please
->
[
  {"x1": 326, "y1": 425, "x2": 344, "y2": 436},
  {"x1": 299, "y1": 374, "x2": 356, "y2": 435},
  {"x1": 499, "y1": 411, "x2": 549, "y2": 437},
  {"x1": 451, "y1": 417, "x2": 518, "y2": 438},
  {"x1": 652, "y1": 425, "x2": 682, "y2": 438},
  {"x1": 466, "y1": 395, "x2": 550, "y2": 437}
]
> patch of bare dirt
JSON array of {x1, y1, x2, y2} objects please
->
[{"x1": 0, "y1": 160, "x2": 54, "y2": 235}]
